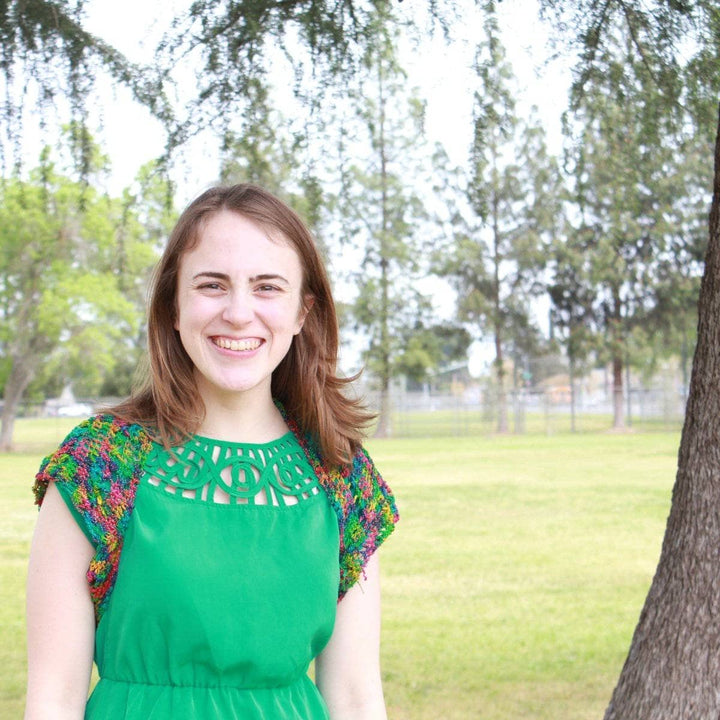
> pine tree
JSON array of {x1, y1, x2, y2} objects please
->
[{"x1": 436, "y1": 3, "x2": 561, "y2": 433}]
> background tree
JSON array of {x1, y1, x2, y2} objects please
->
[
  {"x1": 394, "y1": 323, "x2": 473, "y2": 391},
  {"x1": 97, "y1": 161, "x2": 176, "y2": 396},
  {"x1": 219, "y1": 76, "x2": 329, "y2": 254},
  {"x1": 562, "y1": 27, "x2": 708, "y2": 429},
  {"x1": 337, "y1": 5, "x2": 430, "y2": 437},
  {"x1": 547, "y1": 225, "x2": 599, "y2": 431},
  {"x1": 0, "y1": 144, "x2": 163, "y2": 449},
  {"x1": 436, "y1": 5, "x2": 559, "y2": 433},
  {"x1": 635, "y1": 133, "x2": 708, "y2": 398},
  {"x1": 156, "y1": 0, "x2": 454, "y2": 142},
  {"x1": 0, "y1": 0, "x2": 171, "y2": 174}
]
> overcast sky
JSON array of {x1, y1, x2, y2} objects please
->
[{"x1": 82, "y1": 0, "x2": 571, "y2": 204}]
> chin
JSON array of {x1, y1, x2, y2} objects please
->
[{"x1": 215, "y1": 378, "x2": 271, "y2": 398}]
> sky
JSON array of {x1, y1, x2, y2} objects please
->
[
  {"x1": 82, "y1": 0, "x2": 572, "y2": 202},
  {"x1": 81, "y1": 0, "x2": 572, "y2": 376}
]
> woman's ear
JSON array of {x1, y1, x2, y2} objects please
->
[{"x1": 295, "y1": 294, "x2": 315, "y2": 334}]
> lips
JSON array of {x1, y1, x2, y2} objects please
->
[{"x1": 212, "y1": 337, "x2": 263, "y2": 352}]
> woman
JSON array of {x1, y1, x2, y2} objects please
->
[{"x1": 25, "y1": 184, "x2": 398, "y2": 719}]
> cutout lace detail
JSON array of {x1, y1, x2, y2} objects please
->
[{"x1": 143, "y1": 433, "x2": 321, "y2": 506}]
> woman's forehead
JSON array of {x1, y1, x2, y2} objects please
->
[
  {"x1": 179, "y1": 211, "x2": 304, "y2": 277},
  {"x1": 191, "y1": 210, "x2": 296, "y2": 251}
]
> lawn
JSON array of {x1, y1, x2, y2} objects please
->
[
  {"x1": 372, "y1": 430, "x2": 677, "y2": 719},
  {"x1": 1, "y1": 418, "x2": 679, "y2": 719}
]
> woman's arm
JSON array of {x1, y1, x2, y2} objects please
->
[
  {"x1": 25, "y1": 482, "x2": 96, "y2": 720},
  {"x1": 315, "y1": 553, "x2": 388, "y2": 720}
]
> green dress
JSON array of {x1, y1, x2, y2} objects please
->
[{"x1": 60, "y1": 432, "x2": 340, "y2": 719}]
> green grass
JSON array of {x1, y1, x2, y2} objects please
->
[
  {"x1": 367, "y1": 431, "x2": 677, "y2": 719},
  {"x1": 8, "y1": 416, "x2": 83, "y2": 453},
  {"x1": 2, "y1": 453, "x2": 43, "y2": 719},
  {"x1": 2, "y1": 418, "x2": 679, "y2": 719},
  {"x1": 389, "y1": 408, "x2": 682, "y2": 437}
]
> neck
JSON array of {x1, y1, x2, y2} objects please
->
[{"x1": 196, "y1": 390, "x2": 287, "y2": 443}]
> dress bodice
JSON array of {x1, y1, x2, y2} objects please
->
[{"x1": 87, "y1": 433, "x2": 339, "y2": 719}]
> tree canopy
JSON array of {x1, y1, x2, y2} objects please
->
[
  {"x1": 0, "y1": 0, "x2": 457, "y2": 171},
  {"x1": 0, "y1": 140, "x2": 171, "y2": 449}
]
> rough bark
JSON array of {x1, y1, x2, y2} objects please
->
[{"x1": 604, "y1": 103, "x2": 720, "y2": 719}]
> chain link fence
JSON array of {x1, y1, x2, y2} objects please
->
[
  {"x1": 9, "y1": 377, "x2": 687, "y2": 438},
  {"x1": 362, "y1": 383, "x2": 687, "y2": 437}
]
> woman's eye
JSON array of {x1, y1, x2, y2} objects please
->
[{"x1": 198, "y1": 282, "x2": 223, "y2": 291}]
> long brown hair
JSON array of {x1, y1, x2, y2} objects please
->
[{"x1": 112, "y1": 184, "x2": 372, "y2": 467}]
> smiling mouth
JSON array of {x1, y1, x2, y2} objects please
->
[{"x1": 213, "y1": 337, "x2": 262, "y2": 352}]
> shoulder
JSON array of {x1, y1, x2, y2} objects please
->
[
  {"x1": 34, "y1": 413, "x2": 153, "y2": 508},
  {"x1": 317, "y1": 442, "x2": 399, "y2": 598},
  {"x1": 32, "y1": 414, "x2": 154, "y2": 623},
  {"x1": 336, "y1": 446, "x2": 397, "y2": 524},
  {"x1": 336, "y1": 445, "x2": 399, "y2": 549}
]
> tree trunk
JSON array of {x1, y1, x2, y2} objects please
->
[
  {"x1": 681, "y1": 325, "x2": 690, "y2": 403},
  {"x1": 569, "y1": 352, "x2": 577, "y2": 433},
  {"x1": 512, "y1": 354, "x2": 525, "y2": 434},
  {"x1": 490, "y1": 182, "x2": 508, "y2": 434},
  {"x1": 0, "y1": 356, "x2": 34, "y2": 451},
  {"x1": 374, "y1": 378, "x2": 392, "y2": 439},
  {"x1": 612, "y1": 355, "x2": 625, "y2": 429},
  {"x1": 373, "y1": 55, "x2": 392, "y2": 440},
  {"x1": 495, "y1": 332, "x2": 508, "y2": 434},
  {"x1": 604, "y1": 104, "x2": 720, "y2": 719}
]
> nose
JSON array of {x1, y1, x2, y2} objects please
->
[{"x1": 221, "y1": 288, "x2": 254, "y2": 325}]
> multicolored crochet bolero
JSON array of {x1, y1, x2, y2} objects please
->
[{"x1": 33, "y1": 413, "x2": 398, "y2": 624}]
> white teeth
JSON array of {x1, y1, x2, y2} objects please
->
[{"x1": 214, "y1": 338, "x2": 261, "y2": 351}]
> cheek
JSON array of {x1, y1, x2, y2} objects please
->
[
  {"x1": 267, "y1": 307, "x2": 299, "y2": 333},
  {"x1": 261, "y1": 295, "x2": 304, "y2": 329},
  {"x1": 176, "y1": 294, "x2": 215, "y2": 329}
]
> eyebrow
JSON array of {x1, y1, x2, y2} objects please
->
[{"x1": 192, "y1": 271, "x2": 291, "y2": 285}]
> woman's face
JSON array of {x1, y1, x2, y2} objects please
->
[{"x1": 174, "y1": 210, "x2": 308, "y2": 409}]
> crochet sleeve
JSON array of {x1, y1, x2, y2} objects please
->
[
  {"x1": 32, "y1": 415, "x2": 151, "y2": 622},
  {"x1": 335, "y1": 446, "x2": 399, "y2": 599},
  {"x1": 35, "y1": 418, "x2": 106, "y2": 545}
]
